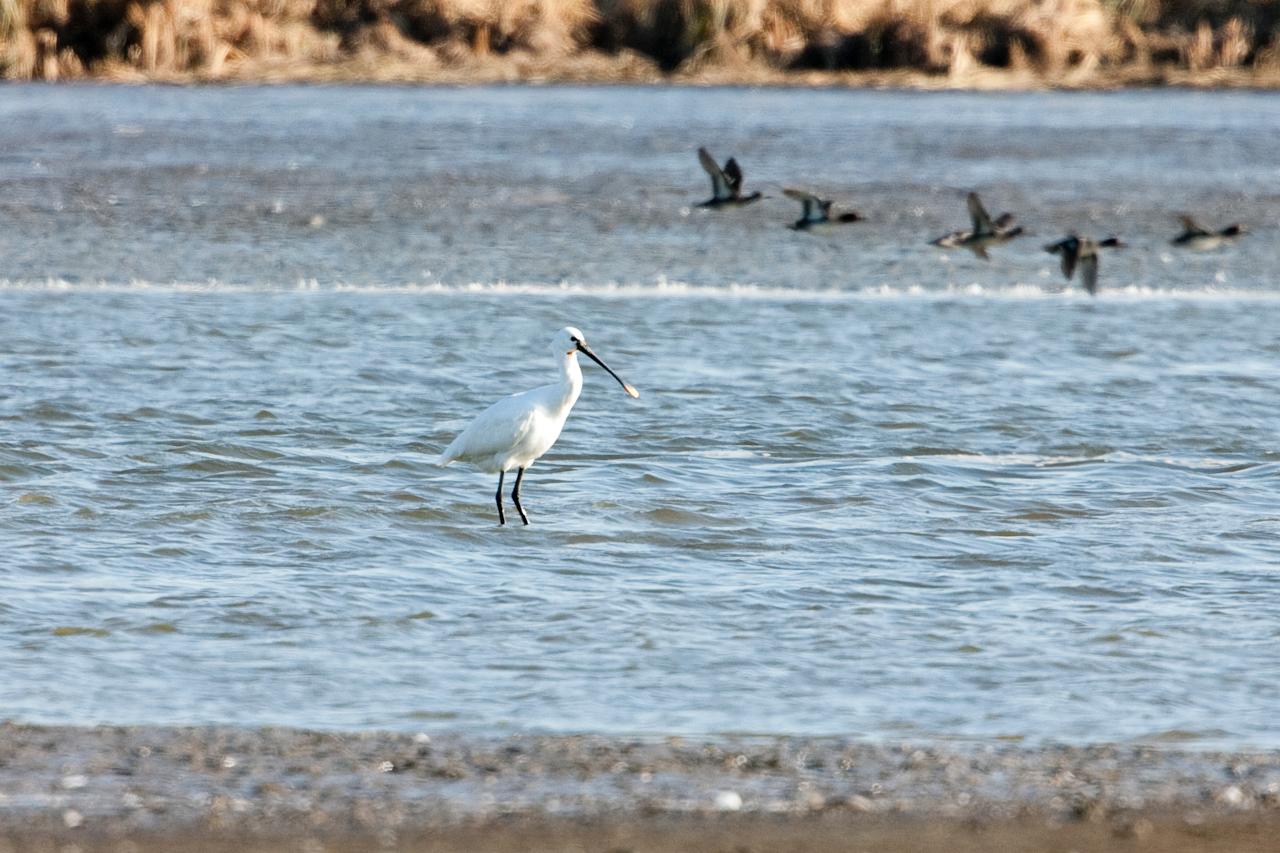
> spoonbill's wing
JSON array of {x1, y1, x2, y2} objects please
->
[
  {"x1": 967, "y1": 192, "x2": 995, "y2": 236},
  {"x1": 698, "y1": 148, "x2": 731, "y2": 200},
  {"x1": 439, "y1": 391, "x2": 542, "y2": 467}
]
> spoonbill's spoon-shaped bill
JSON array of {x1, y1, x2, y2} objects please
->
[{"x1": 438, "y1": 326, "x2": 638, "y2": 525}]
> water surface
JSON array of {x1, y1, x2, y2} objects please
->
[{"x1": 1, "y1": 86, "x2": 1278, "y2": 747}]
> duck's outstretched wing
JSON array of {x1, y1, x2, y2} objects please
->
[
  {"x1": 1059, "y1": 250, "x2": 1077, "y2": 280},
  {"x1": 698, "y1": 148, "x2": 731, "y2": 200},
  {"x1": 967, "y1": 192, "x2": 995, "y2": 236},
  {"x1": 784, "y1": 187, "x2": 824, "y2": 222},
  {"x1": 723, "y1": 158, "x2": 745, "y2": 196},
  {"x1": 1045, "y1": 237, "x2": 1079, "y2": 280},
  {"x1": 1080, "y1": 253, "x2": 1099, "y2": 296},
  {"x1": 1178, "y1": 214, "x2": 1209, "y2": 236}
]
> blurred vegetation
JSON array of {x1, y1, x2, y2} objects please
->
[{"x1": 1, "y1": 0, "x2": 1278, "y2": 83}]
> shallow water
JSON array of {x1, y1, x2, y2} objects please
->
[{"x1": 1, "y1": 85, "x2": 1278, "y2": 747}]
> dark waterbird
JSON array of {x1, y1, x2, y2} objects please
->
[
  {"x1": 1044, "y1": 235, "x2": 1126, "y2": 296},
  {"x1": 697, "y1": 147, "x2": 763, "y2": 208},
  {"x1": 931, "y1": 192, "x2": 1023, "y2": 259},
  {"x1": 1170, "y1": 215, "x2": 1248, "y2": 250},
  {"x1": 783, "y1": 188, "x2": 862, "y2": 231}
]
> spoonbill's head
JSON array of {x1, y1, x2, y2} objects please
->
[
  {"x1": 552, "y1": 326, "x2": 587, "y2": 355},
  {"x1": 552, "y1": 326, "x2": 640, "y2": 399}
]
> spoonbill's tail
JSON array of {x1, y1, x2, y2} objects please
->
[{"x1": 437, "y1": 441, "x2": 460, "y2": 467}]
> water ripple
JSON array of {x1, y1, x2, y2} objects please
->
[{"x1": 2, "y1": 87, "x2": 1280, "y2": 747}]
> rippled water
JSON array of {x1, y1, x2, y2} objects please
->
[{"x1": 1, "y1": 85, "x2": 1278, "y2": 747}]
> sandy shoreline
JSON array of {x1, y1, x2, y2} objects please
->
[{"x1": 2, "y1": 722, "x2": 1278, "y2": 850}]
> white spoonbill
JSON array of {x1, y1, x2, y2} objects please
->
[{"x1": 438, "y1": 326, "x2": 640, "y2": 525}]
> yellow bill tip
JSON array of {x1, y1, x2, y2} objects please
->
[{"x1": 624, "y1": 384, "x2": 640, "y2": 399}]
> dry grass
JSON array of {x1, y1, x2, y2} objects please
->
[{"x1": 1, "y1": 0, "x2": 1279, "y2": 85}]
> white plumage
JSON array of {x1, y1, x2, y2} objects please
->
[{"x1": 438, "y1": 326, "x2": 639, "y2": 525}]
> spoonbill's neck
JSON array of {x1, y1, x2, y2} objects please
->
[{"x1": 553, "y1": 350, "x2": 584, "y2": 409}]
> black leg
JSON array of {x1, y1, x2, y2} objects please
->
[
  {"x1": 495, "y1": 471, "x2": 506, "y2": 526},
  {"x1": 511, "y1": 467, "x2": 529, "y2": 525}
]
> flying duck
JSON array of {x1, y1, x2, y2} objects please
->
[
  {"x1": 783, "y1": 188, "x2": 862, "y2": 231},
  {"x1": 1171, "y1": 215, "x2": 1247, "y2": 250},
  {"x1": 697, "y1": 147, "x2": 762, "y2": 208},
  {"x1": 932, "y1": 212, "x2": 1018, "y2": 248},
  {"x1": 1044, "y1": 235, "x2": 1125, "y2": 296},
  {"x1": 931, "y1": 192, "x2": 1023, "y2": 259}
]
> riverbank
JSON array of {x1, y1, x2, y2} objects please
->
[
  {"x1": 3, "y1": 722, "x2": 1278, "y2": 851},
  {"x1": 7, "y1": 814, "x2": 1280, "y2": 853},
  {"x1": 3, "y1": 0, "x2": 1280, "y2": 88}
]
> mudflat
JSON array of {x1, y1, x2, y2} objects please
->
[{"x1": 3, "y1": 723, "x2": 1277, "y2": 851}]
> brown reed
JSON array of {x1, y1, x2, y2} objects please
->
[{"x1": 0, "y1": 0, "x2": 1277, "y2": 84}]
